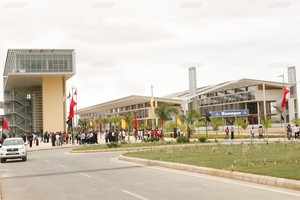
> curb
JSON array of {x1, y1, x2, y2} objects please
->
[
  {"x1": 119, "y1": 155, "x2": 300, "y2": 191},
  {"x1": 69, "y1": 143, "x2": 216, "y2": 153}
]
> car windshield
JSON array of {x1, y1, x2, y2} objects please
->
[{"x1": 3, "y1": 139, "x2": 24, "y2": 146}]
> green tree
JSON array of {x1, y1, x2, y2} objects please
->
[
  {"x1": 111, "y1": 116, "x2": 121, "y2": 130},
  {"x1": 235, "y1": 117, "x2": 248, "y2": 135},
  {"x1": 120, "y1": 112, "x2": 134, "y2": 141},
  {"x1": 210, "y1": 116, "x2": 225, "y2": 134},
  {"x1": 179, "y1": 109, "x2": 200, "y2": 138},
  {"x1": 195, "y1": 119, "x2": 206, "y2": 134},
  {"x1": 101, "y1": 117, "x2": 111, "y2": 131},
  {"x1": 261, "y1": 116, "x2": 272, "y2": 143},
  {"x1": 164, "y1": 121, "x2": 176, "y2": 133},
  {"x1": 291, "y1": 118, "x2": 300, "y2": 126},
  {"x1": 77, "y1": 119, "x2": 89, "y2": 133},
  {"x1": 155, "y1": 103, "x2": 178, "y2": 139}
]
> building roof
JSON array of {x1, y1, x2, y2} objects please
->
[
  {"x1": 77, "y1": 95, "x2": 183, "y2": 115},
  {"x1": 164, "y1": 78, "x2": 289, "y2": 101},
  {"x1": 3, "y1": 49, "x2": 75, "y2": 91}
]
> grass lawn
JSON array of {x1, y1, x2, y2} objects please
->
[
  {"x1": 124, "y1": 142, "x2": 300, "y2": 180},
  {"x1": 72, "y1": 140, "x2": 179, "y2": 151}
]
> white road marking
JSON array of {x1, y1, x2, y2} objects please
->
[
  {"x1": 57, "y1": 164, "x2": 65, "y2": 168},
  {"x1": 112, "y1": 157, "x2": 300, "y2": 197},
  {"x1": 79, "y1": 173, "x2": 91, "y2": 178},
  {"x1": 122, "y1": 190, "x2": 149, "y2": 200}
]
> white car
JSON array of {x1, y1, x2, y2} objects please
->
[{"x1": 0, "y1": 138, "x2": 27, "y2": 163}]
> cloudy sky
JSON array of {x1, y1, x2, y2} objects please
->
[{"x1": 0, "y1": 0, "x2": 299, "y2": 109}]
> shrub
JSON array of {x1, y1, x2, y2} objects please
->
[
  {"x1": 176, "y1": 136, "x2": 190, "y2": 143},
  {"x1": 198, "y1": 137, "x2": 207, "y2": 143},
  {"x1": 107, "y1": 142, "x2": 121, "y2": 148},
  {"x1": 150, "y1": 137, "x2": 160, "y2": 142}
]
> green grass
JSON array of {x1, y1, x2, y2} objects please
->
[
  {"x1": 72, "y1": 141, "x2": 180, "y2": 151},
  {"x1": 124, "y1": 142, "x2": 300, "y2": 180}
]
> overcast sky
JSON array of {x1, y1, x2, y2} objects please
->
[{"x1": 0, "y1": 0, "x2": 299, "y2": 109}]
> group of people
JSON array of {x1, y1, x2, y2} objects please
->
[
  {"x1": 286, "y1": 124, "x2": 300, "y2": 140},
  {"x1": 224, "y1": 126, "x2": 264, "y2": 140}
]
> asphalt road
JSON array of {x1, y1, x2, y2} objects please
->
[{"x1": 1, "y1": 149, "x2": 300, "y2": 200}]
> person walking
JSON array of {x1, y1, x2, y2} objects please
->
[
  {"x1": 258, "y1": 125, "x2": 263, "y2": 139},
  {"x1": 250, "y1": 126, "x2": 255, "y2": 141},
  {"x1": 294, "y1": 125, "x2": 299, "y2": 139},
  {"x1": 230, "y1": 127, "x2": 234, "y2": 140}
]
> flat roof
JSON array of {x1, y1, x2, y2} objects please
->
[{"x1": 77, "y1": 95, "x2": 183, "y2": 115}]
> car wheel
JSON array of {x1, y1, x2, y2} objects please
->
[
  {"x1": 22, "y1": 156, "x2": 27, "y2": 162},
  {"x1": 1, "y1": 158, "x2": 6, "y2": 163}
]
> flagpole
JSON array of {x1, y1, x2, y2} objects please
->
[
  {"x1": 279, "y1": 74, "x2": 287, "y2": 140},
  {"x1": 151, "y1": 85, "x2": 154, "y2": 131}
]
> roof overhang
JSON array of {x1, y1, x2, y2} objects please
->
[{"x1": 77, "y1": 95, "x2": 183, "y2": 115}]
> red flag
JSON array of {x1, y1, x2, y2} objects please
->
[
  {"x1": 67, "y1": 97, "x2": 77, "y2": 119},
  {"x1": 134, "y1": 115, "x2": 137, "y2": 129},
  {"x1": 281, "y1": 86, "x2": 290, "y2": 108},
  {"x1": 2, "y1": 118, "x2": 9, "y2": 130},
  {"x1": 160, "y1": 118, "x2": 164, "y2": 125}
]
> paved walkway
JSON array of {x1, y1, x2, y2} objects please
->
[{"x1": 25, "y1": 135, "x2": 300, "y2": 152}]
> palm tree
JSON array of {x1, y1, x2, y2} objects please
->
[
  {"x1": 155, "y1": 102, "x2": 178, "y2": 139},
  {"x1": 111, "y1": 116, "x2": 121, "y2": 130},
  {"x1": 210, "y1": 116, "x2": 225, "y2": 134},
  {"x1": 195, "y1": 119, "x2": 206, "y2": 134},
  {"x1": 101, "y1": 117, "x2": 110, "y2": 131},
  {"x1": 235, "y1": 117, "x2": 247, "y2": 135},
  {"x1": 291, "y1": 118, "x2": 300, "y2": 126},
  {"x1": 78, "y1": 119, "x2": 89, "y2": 133},
  {"x1": 120, "y1": 112, "x2": 134, "y2": 141},
  {"x1": 261, "y1": 116, "x2": 272, "y2": 143},
  {"x1": 179, "y1": 109, "x2": 200, "y2": 138}
]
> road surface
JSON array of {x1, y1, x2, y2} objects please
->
[{"x1": 1, "y1": 148, "x2": 300, "y2": 200}]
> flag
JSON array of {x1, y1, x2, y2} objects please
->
[
  {"x1": 206, "y1": 113, "x2": 211, "y2": 122},
  {"x1": 67, "y1": 92, "x2": 71, "y2": 99},
  {"x1": 160, "y1": 118, "x2": 164, "y2": 125},
  {"x1": 134, "y1": 115, "x2": 137, "y2": 129},
  {"x1": 2, "y1": 118, "x2": 9, "y2": 130},
  {"x1": 66, "y1": 118, "x2": 72, "y2": 128},
  {"x1": 251, "y1": 115, "x2": 254, "y2": 125},
  {"x1": 150, "y1": 97, "x2": 156, "y2": 119},
  {"x1": 176, "y1": 117, "x2": 182, "y2": 126},
  {"x1": 281, "y1": 86, "x2": 290, "y2": 108},
  {"x1": 67, "y1": 97, "x2": 77, "y2": 119},
  {"x1": 121, "y1": 119, "x2": 126, "y2": 129}
]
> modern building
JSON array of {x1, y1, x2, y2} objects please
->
[
  {"x1": 3, "y1": 49, "x2": 76, "y2": 134},
  {"x1": 168, "y1": 67, "x2": 298, "y2": 125},
  {"x1": 78, "y1": 67, "x2": 298, "y2": 128},
  {"x1": 77, "y1": 95, "x2": 182, "y2": 129}
]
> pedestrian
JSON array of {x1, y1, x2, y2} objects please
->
[
  {"x1": 29, "y1": 133, "x2": 33, "y2": 148},
  {"x1": 287, "y1": 124, "x2": 292, "y2": 140},
  {"x1": 230, "y1": 127, "x2": 234, "y2": 140},
  {"x1": 225, "y1": 127, "x2": 229, "y2": 140},
  {"x1": 250, "y1": 126, "x2": 255, "y2": 140},
  {"x1": 294, "y1": 125, "x2": 299, "y2": 139},
  {"x1": 258, "y1": 125, "x2": 263, "y2": 139},
  {"x1": 51, "y1": 133, "x2": 56, "y2": 147}
]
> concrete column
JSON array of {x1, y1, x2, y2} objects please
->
[{"x1": 43, "y1": 76, "x2": 65, "y2": 132}]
